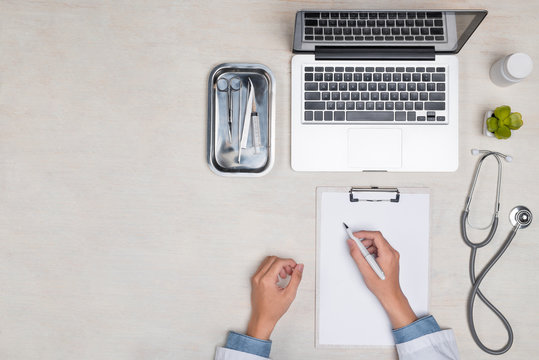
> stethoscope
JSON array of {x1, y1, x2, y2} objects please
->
[{"x1": 461, "y1": 149, "x2": 533, "y2": 355}]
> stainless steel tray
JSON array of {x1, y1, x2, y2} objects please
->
[{"x1": 207, "y1": 63, "x2": 275, "y2": 176}]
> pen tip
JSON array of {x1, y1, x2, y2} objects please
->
[{"x1": 343, "y1": 222, "x2": 348, "y2": 229}]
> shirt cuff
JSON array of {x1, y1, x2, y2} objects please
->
[
  {"x1": 392, "y1": 315, "x2": 441, "y2": 344},
  {"x1": 225, "y1": 331, "x2": 272, "y2": 358}
]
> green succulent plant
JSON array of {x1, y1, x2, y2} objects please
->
[{"x1": 486, "y1": 105, "x2": 523, "y2": 139}]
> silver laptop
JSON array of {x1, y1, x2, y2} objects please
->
[{"x1": 291, "y1": 10, "x2": 487, "y2": 172}]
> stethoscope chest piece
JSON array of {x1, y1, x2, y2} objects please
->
[{"x1": 510, "y1": 205, "x2": 532, "y2": 229}]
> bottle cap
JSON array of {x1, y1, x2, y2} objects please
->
[{"x1": 504, "y1": 53, "x2": 533, "y2": 80}]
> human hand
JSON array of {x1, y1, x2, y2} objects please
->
[
  {"x1": 246, "y1": 256, "x2": 304, "y2": 340},
  {"x1": 347, "y1": 231, "x2": 417, "y2": 329}
]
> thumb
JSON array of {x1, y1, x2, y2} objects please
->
[{"x1": 285, "y1": 264, "x2": 303, "y2": 297}]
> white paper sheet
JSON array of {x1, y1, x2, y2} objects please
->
[{"x1": 317, "y1": 188, "x2": 430, "y2": 347}]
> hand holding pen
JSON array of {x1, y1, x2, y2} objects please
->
[{"x1": 345, "y1": 229, "x2": 417, "y2": 329}]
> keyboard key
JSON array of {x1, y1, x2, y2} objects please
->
[
  {"x1": 395, "y1": 111, "x2": 406, "y2": 121},
  {"x1": 335, "y1": 111, "x2": 345, "y2": 121},
  {"x1": 417, "y1": 116, "x2": 426, "y2": 121},
  {"x1": 427, "y1": 83, "x2": 435, "y2": 91},
  {"x1": 346, "y1": 101, "x2": 355, "y2": 110},
  {"x1": 349, "y1": 83, "x2": 358, "y2": 91},
  {"x1": 356, "y1": 101, "x2": 365, "y2": 110},
  {"x1": 339, "y1": 83, "x2": 347, "y2": 91},
  {"x1": 305, "y1": 111, "x2": 313, "y2": 121},
  {"x1": 395, "y1": 102, "x2": 404, "y2": 110},
  {"x1": 426, "y1": 67, "x2": 435, "y2": 72},
  {"x1": 385, "y1": 102, "x2": 394, "y2": 110},
  {"x1": 314, "y1": 111, "x2": 323, "y2": 121},
  {"x1": 405, "y1": 102, "x2": 413, "y2": 110},
  {"x1": 327, "y1": 102, "x2": 335, "y2": 110},
  {"x1": 305, "y1": 12, "x2": 320, "y2": 18},
  {"x1": 437, "y1": 83, "x2": 445, "y2": 91},
  {"x1": 432, "y1": 74, "x2": 445, "y2": 82},
  {"x1": 366, "y1": 102, "x2": 374, "y2": 110},
  {"x1": 305, "y1": 73, "x2": 313, "y2": 81},
  {"x1": 376, "y1": 102, "x2": 384, "y2": 110},
  {"x1": 324, "y1": 111, "x2": 333, "y2": 121},
  {"x1": 305, "y1": 20, "x2": 318, "y2": 26},
  {"x1": 420, "y1": 92, "x2": 428, "y2": 100},
  {"x1": 304, "y1": 101, "x2": 325, "y2": 110},
  {"x1": 332, "y1": 92, "x2": 340, "y2": 100},
  {"x1": 415, "y1": 102, "x2": 423, "y2": 110},
  {"x1": 346, "y1": 111, "x2": 394, "y2": 121},
  {"x1": 305, "y1": 92, "x2": 320, "y2": 100},
  {"x1": 305, "y1": 82, "x2": 318, "y2": 90},
  {"x1": 329, "y1": 82, "x2": 337, "y2": 91},
  {"x1": 425, "y1": 102, "x2": 445, "y2": 110},
  {"x1": 351, "y1": 92, "x2": 359, "y2": 100},
  {"x1": 407, "y1": 111, "x2": 416, "y2": 121},
  {"x1": 315, "y1": 73, "x2": 323, "y2": 81},
  {"x1": 429, "y1": 92, "x2": 445, "y2": 100},
  {"x1": 437, "y1": 116, "x2": 446, "y2": 122},
  {"x1": 431, "y1": 27, "x2": 444, "y2": 35},
  {"x1": 342, "y1": 92, "x2": 350, "y2": 100},
  {"x1": 320, "y1": 82, "x2": 328, "y2": 91},
  {"x1": 322, "y1": 92, "x2": 330, "y2": 100}
]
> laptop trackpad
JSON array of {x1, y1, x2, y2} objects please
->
[{"x1": 348, "y1": 129, "x2": 402, "y2": 169}]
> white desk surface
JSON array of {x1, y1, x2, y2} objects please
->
[{"x1": 0, "y1": 1, "x2": 538, "y2": 359}]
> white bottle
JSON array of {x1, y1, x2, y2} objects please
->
[{"x1": 490, "y1": 52, "x2": 533, "y2": 87}]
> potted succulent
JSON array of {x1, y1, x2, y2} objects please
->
[{"x1": 484, "y1": 105, "x2": 523, "y2": 139}]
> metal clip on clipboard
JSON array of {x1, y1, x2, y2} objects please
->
[{"x1": 349, "y1": 187, "x2": 401, "y2": 203}]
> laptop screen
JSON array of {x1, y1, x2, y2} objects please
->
[{"x1": 293, "y1": 10, "x2": 487, "y2": 54}]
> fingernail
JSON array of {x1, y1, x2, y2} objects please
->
[{"x1": 297, "y1": 264, "x2": 304, "y2": 273}]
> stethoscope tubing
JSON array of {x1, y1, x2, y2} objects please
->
[{"x1": 461, "y1": 150, "x2": 517, "y2": 355}]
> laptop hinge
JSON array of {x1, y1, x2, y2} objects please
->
[{"x1": 314, "y1": 46, "x2": 436, "y2": 61}]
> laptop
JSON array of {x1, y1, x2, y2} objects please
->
[{"x1": 291, "y1": 10, "x2": 487, "y2": 172}]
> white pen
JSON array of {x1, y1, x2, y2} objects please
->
[{"x1": 343, "y1": 222, "x2": 386, "y2": 280}]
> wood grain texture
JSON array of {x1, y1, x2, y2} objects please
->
[{"x1": 0, "y1": 1, "x2": 537, "y2": 359}]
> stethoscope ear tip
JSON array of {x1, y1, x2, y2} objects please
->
[
  {"x1": 505, "y1": 155, "x2": 513, "y2": 162},
  {"x1": 471, "y1": 148, "x2": 480, "y2": 155}
]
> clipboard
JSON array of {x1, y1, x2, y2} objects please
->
[{"x1": 316, "y1": 187, "x2": 430, "y2": 347}]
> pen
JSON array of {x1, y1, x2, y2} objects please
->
[{"x1": 343, "y1": 223, "x2": 386, "y2": 280}]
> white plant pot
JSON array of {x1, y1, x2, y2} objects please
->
[{"x1": 483, "y1": 110, "x2": 495, "y2": 137}]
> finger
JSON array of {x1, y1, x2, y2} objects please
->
[
  {"x1": 353, "y1": 231, "x2": 393, "y2": 253},
  {"x1": 254, "y1": 256, "x2": 272, "y2": 275},
  {"x1": 284, "y1": 265, "x2": 294, "y2": 275},
  {"x1": 285, "y1": 263, "x2": 303, "y2": 297},
  {"x1": 347, "y1": 238, "x2": 378, "y2": 279},
  {"x1": 279, "y1": 268, "x2": 287, "y2": 279},
  {"x1": 264, "y1": 258, "x2": 297, "y2": 280},
  {"x1": 253, "y1": 256, "x2": 277, "y2": 282},
  {"x1": 366, "y1": 245, "x2": 376, "y2": 255},
  {"x1": 360, "y1": 238, "x2": 374, "y2": 248}
]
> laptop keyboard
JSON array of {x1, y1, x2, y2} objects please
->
[
  {"x1": 304, "y1": 11, "x2": 445, "y2": 42},
  {"x1": 303, "y1": 65, "x2": 448, "y2": 124}
]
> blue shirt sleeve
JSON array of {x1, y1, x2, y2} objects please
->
[
  {"x1": 392, "y1": 315, "x2": 441, "y2": 344},
  {"x1": 225, "y1": 331, "x2": 272, "y2": 358}
]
